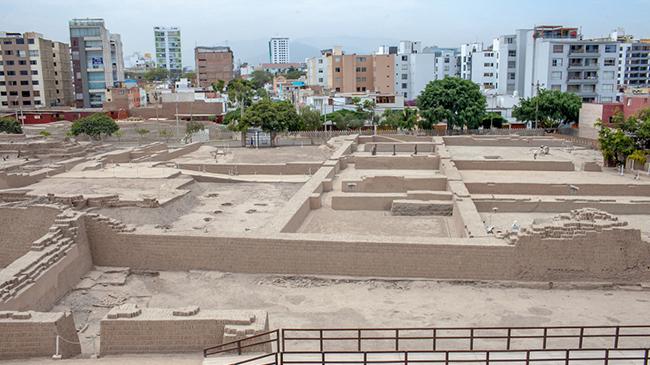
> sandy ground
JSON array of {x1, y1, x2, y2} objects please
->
[
  {"x1": 172, "y1": 145, "x2": 334, "y2": 164},
  {"x1": 51, "y1": 269, "x2": 650, "y2": 358},
  {"x1": 446, "y1": 145, "x2": 602, "y2": 165},
  {"x1": 96, "y1": 181, "x2": 301, "y2": 234},
  {"x1": 298, "y1": 209, "x2": 454, "y2": 237}
]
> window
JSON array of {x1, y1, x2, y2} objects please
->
[
  {"x1": 30, "y1": 60, "x2": 37, "y2": 65},
  {"x1": 33, "y1": 90, "x2": 40, "y2": 97},
  {"x1": 21, "y1": 91, "x2": 30, "y2": 97},
  {"x1": 4, "y1": 50, "x2": 12, "y2": 55},
  {"x1": 7, "y1": 71, "x2": 16, "y2": 75},
  {"x1": 0, "y1": 91, "x2": 5, "y2": 96},
  {"x1": 484, "y1": 63, "x2": 493, "y2": 67},
  {"x1": 507, "y1": 61, "x2": 516, "y2": 68},
  {"x1": 551, "y1": 71, "x2": 563, "y2": 80},
  {"x1": 508, "y1": 50, "x2": 516, "y2": 57},
  {"x1": 22, "y1": 100, "x2": 31, "y2": 106},
  {"x1": 20, "y1": 80, "x2": 29, "y2": 85},
  {"x1": 551, "y1": 85, "x2": 562, "y2": 90},
  {"x1": 508, "y1": 73, "x2": 516, "y2": 80},
  {"x1": 605, "y1": 45, "x2": 617, "y2": 53},
  {"x1": 553, "y1": 45, "x2": 564, "y2": 53},
  {"x1": 33, "y1": 80, "x2": 39, "y2": 85},
  {"x1": 401, "y1": 55, "x2": 408, "y2": 61},
  {"x1": 18, "y1": 60, "x2": 27, "y2": 65},
  {"x1": 552, "y1": 58, "x2": 563, "y2": 67},
  {"x1": 602, "y1": 84, "x2": 614, "y2": 92},
  {"x1": 15, "y1": 38, "x2": 24, "y2": 44},
  {"x1": 604, "y1": 58, "x2": 616, "y2": 66},
  {"x1": 401, "y1": 83, "x2": 407, "y2": 89},
  {"x1": 335, "y1": 67, "x2": 341, "y2": 72},
  {"x1": 32, "y1": 70, "x2": 38, "y2": 75},
  {"x1": 603, "y1": 71, "x2": 615, "y2": 79},
  {"x1": 5, "y1": 60, "x2": 14, "y2": 65},
  {"x1": 356, "y1": 57, "x2": 366, "y2": 62},
  {"x1": 28, "y1": 38, "x2": 34, "y2": 44},
  {"x1": 401, "y1": 74, "x2": 408, "y2": 80}
]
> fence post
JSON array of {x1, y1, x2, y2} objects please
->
[
  {"x1": 281, "y1": 329, "x2": 285, "y2": 353},
  {"x1": 542, "y1": 328, "x2": 548, "y2": 349},
  {"x1": 506, "y1": 328, "x2": 511, "y2": 350},
  {"x1": 319, "y1": 330, "x2": 324, "y2": 352},
  {"x1": 486, "y1": 351, "x2": 490, "y2": 365},
  {"x1": 470, "y1": 329, "x2": 474, "y2": 350},
  {"x1": 395, "y1": 329, "x2": 399, "y2": 351},
  {"x1": 358, "y1": 329, "x2": 362, "y2": 352},
  {"x1": 578, "y1": 327, "x2": 584, "y2": 349},
  {"x1": 445, "y1": 351, "x2": 449, "y2": 365},
  {"x1": 614, "y1": 326, "x2": 620, "y2": 349},
  {"x1": 605, "y1": 349, "x2": 609, "y2": 365},
  {"x1": 321, "y1": 352, "x2": 325, "y2": 365},
  {"x1": 275, "y1": 352, "x2": 279, "y2": 365},
  {"x1": 363, "y1": 352, "x2": 367, "y2": 365},
  {"x1": 643, "y1": 348, "x2": 648, "y2": 365},
  {"x1": 404, "y1": 351, "x2": 408, "y2": 365},
  {"x1": 564, "y1": 349, "x2": 569, "y2": 365},
  {"x1": 433, "y1": 329, "x2": 437, "y2": 351},
  {"x1": 525, "y1": 350, "x2": 530, "y2": 365},
  {"x1": 237, "y1": 339, "x2": 242, "y2": 355}
]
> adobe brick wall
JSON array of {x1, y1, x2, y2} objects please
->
[
  {"x1": 0, "y1": 311, "x2": 80, "y2": 360},
  {"x1": 443, "y1": 136, "x2": 566, "y2": 147},
  {"x1": 453, "y1": 160, "x2": 575, "y2": 171},
  {"x1": 464, "y1": 182, "x2": 650, "y2": 196},
  {"x1": 0, "y1": 206, "x2": 58, "y2": 268},
  {"x1": 341, "y1": 176, "x2": 448, "y2": 193},
  {"x1": 353, "y1": 155, "x2": 440, "y2": 170},
  {"x1": 176, "y1": 161, "x2": 323, "y2": 175},
  {"x1": 99, "y1": 305, "x2": 269, "y2": 355},
  {"x1": 84, "y1": 214, "x2": 650, "y2": 282}
]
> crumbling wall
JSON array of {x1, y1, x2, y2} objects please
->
[
  {"x1": 0, "y1": 311, "x2": 80, "y2": 360},
  {"x1": 84, "y1": 210, "x2": 650, "y2": 281},
  {"x1": 0, "y1": 206, "x2": 59, "y2": 268},
  {"x1": 0, "y1": 208, "x2": 93, "y2": 311},
  {"x1": 465, "y1": 182, "x2": 650, "y2": 196},
  {"x1": 99, "y1": 304, "x2": 269, "y2": 355},
  {"x1": 443, "y1": 136, "x2": 566, "y2": 147},
  {"x1": 341, "y1": 176, "x2": 447, "y2": 193},
  {"x1": 177, "y1": 161, "x2": 323, "y2": 175}
]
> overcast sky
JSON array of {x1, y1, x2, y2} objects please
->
[{"x1": 2, "y1": 0, "x2": 650, "y2": 66}]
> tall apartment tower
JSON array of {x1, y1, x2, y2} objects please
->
[
  {"x1": 154, "y1": 27, "x2": 182, "y2": 73},
  {"x1": 195, "y1": 46, "x2": 234, "y2": 88},
  {"x1": 69, "y1": 18, "x2": 124, "y2": 108},
  {"x1": 269, "y1": 37, "x2": 290, "y2": 64},
  {"x1": 0, "y1": 32, "x2": 74, "y2": 108},
  {"x1": 618, "y1": 41, "x2": 650, "y2": 88}
]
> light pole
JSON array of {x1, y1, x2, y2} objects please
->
[{"x1": 175, "y1": 93, "x2": 180, "y2": 139}]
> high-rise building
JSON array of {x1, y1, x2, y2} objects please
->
[
  {"x1": 195, "y1": 46, "x2": 234, "y2": 88},
  {"x1": 618, "y1": 40, "x2": 650, "y2": 89},
  {"x1": 0, "y1": 32, "x2": 74, "y2": 108},
  {"x1": 154, "y1": 27, "x2": 182, "y2": 73},
  {"x1": 69, "y1": 18, "x2": 124, "y2": 108},
  {"x1": 269, "y1": 38, "x2": 290, "y2": 64}
]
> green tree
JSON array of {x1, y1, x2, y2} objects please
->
[
  {"x1": 250, "y1": 70, "x2": 273, "y2": 89},
  {"x1": 481, "y1": 112, "x2": 506, "y2": 129},
  {"x1": 327, "y1": 109, "x2": 365, "y2": 130},
  {"x1": 70, "y1": 113, "x2": 119, "y2": 140},
  {"x1": 299, "y1": 106, "x2": 323, "y2": 131},
  {"x1": 184, "y1": 121, "x2": 205, "y2": 143},
  {"x1": 181, "y1": 71, "x2": 196, "y2": 83},
  {"x1": 0, "y1": 117, "x2": 22, "y2": 134},
  {"x1": 158, "y1": 129, "x2": 173, "y2": 143},
  {"x1": 380, "y1": 109, "x2": 418, "y2": 130},
  {"x1": 211, "y1": 80, "x2": 226, "y2": 93},
  {"x1": 598, "y1": 124, "x2": 636, "y2": 166},
  {"x1": 512, "y1": 89, "x2": 581, "y2": 128},
  {"x1": 143, "y1": 67, "x2": 170, "y2": 82},
  {"x1": 226, "y1": 79, "x2": 255, "y2": 115},
  {"x1": 279, "y1": 67, "x2": 306, "y2": 79},
  {"x1": 240, "y1": 99, "x2": 302, "y2": 146},
  {"x1": 416, "y1": 77, "x2": 486, "y2": 129}
]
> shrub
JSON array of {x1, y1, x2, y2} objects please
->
[
  {"x1": 0, "y1": 117, "x2": 23, "y2": 134},
  {"x1": 70, "y1": 113, "x2": 119, "y2": 140}
]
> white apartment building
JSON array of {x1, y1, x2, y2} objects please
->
[
  {"x1": 110, "y1": 34, "x2": 124, "y2": 84},
  {"x1": 306, "y1": 48, "x2": 333, "y2": 87},
  {"x1": 433, "y1": 49, "x2": 460, "y2": 81},
  {"x1": 269, "y1": 37, "x2": 290, "y2": 64},
  {"x1": 464, "y1": 26, "x2": 620, "y2": 102},
  {"x1": 460, "y1": 42, "x2": 483, "y2": 80},
  {"x1": 154, "y1": 26, "x2": 182, "y2": 73}
]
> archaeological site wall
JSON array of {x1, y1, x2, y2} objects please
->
[
  {"x1": 99, "y1": 305, "x2": 269, "y2": 355},
  {"x1": 453, "y1": 160, "x2": 575, "y2": 171},
  {"x1": 0, "y1": 311, "x2": 80, "y2": 360},
  {"x1": 0, "y1": 206, "x2": 59, "y2": 267},
  {"x1": 176, "y1": 161, "x2": 323, "y2": 175}
]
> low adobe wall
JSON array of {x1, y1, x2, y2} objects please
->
[
  {"x1": 453, "y1": 160, "x2": 575, "y2": 171},
  {"x1": 341, "y1": 176, "x2": 448, "y2": 193},
  {"x1": 0, "y1": 311, "x2": 80, "y2": 360},
  {"x1": 465, "y1": 182, "x2": 650, "y2": 196},
  {"x1": 84, "y1": 213, "x2": 650, "y2": 282},
  {"x1": 363, "y1": 142, "x2": 436, "y2": 154},
  {"x1": 0, "y1": 206, "x2": 59, "y2": 268},
  {"x1": 473, "y1": 198, "x2": 650, "y2": 215},
  {"x1": 177, "y1": 161, "x2": 322, "y2": 175},
  {"x1": 99, "y1": 305, "x2": 269, "y2": 355},
  {"x1": 331, "y1": 191, "x2": 453, "y2": 211},
  {"x1": 443, "y1": 136, "x2": 566, "y2": 147},
  {"x1": 353, "y1": 155, "x2": 440, "y2": 170},
  {"x1": 0, "y1": 165, "x2": 67, "y2": 189}
]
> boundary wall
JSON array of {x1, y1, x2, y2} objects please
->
[{"x1": 453, "y1": 160, "x2": 575, "y2": 171}]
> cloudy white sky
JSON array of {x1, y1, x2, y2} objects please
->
[{"x1": 2, "y1": 0, "x2": 650, "y2": 66}]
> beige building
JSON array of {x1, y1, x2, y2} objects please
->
[
  {"x1": 312, "y1": 47, "x2": 395, "y2": 94},
  {"x1": 195, "y1": 46, "x2": 234, "y2": 88},
  {"x1": 0, "y1": 32, "x2": 74, "y2": 109}
]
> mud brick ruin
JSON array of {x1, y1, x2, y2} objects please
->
[{"x1": 1, "y1": 130, "x2": 650, "y2": 361}]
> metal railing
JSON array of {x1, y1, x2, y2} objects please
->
[
  {"x1": 205, "y1": 326, "x2": 650, "y2": 365},
  {"x1": 280, "y1": 348, "x2": 650, "y2": 364},
  {"x1": 281, "y1": 326, "x2": 650, "y2": 352},
  {"x1": 204, "y1": 329, "x2": 280, "y2": 357}
]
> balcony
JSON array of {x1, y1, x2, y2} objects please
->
[
  {"x1": 567, "y1": 63, "x2": 599, "y2": 71},
  {"x1": 567, "y1": 77, "x2": 598, "y2": 84}
]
